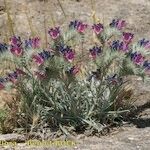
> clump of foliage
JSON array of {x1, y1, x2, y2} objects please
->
[{"x1": 0, "y1": 19, "x2": 150, "y2": 136}]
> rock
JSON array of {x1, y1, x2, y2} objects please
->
[
  {"x1": 128, "y1": 137, "x2": 135, "y2": 141},
  {"x1": 0, "y1": 134, "x2": 26, "y2": 142}
]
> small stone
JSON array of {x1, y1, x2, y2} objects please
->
[{"x1": 128, "y1": 137, "x2": 134, "y2": 140}]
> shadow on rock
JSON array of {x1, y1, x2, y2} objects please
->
[{"x1": 126, "y1": 101, "x2": 150, "y2": 128}]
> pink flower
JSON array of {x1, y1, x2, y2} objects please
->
[
  {"x1": 144, "y1": 42, "x2": 150, "y2": 49},
  {"x1": 48, "y1": 27, "x2": 60, "y2": 40},
  {"x1": 10, "y1": 46, "x2": 23, "y2": 56},
  {"x1": 123, "y1": 32, "x2": 134, "y2": 44},
  {"x1": 16, "y1": 68, "x2": 26, "y2": 75},
  {"x1": 69, "y1": 20, "x2": 88, "y2": 33},
  {"x1": 77, "y1": 22, "x2": 88, "y2": 33},
  {"x1": 0, "y1": 83, "x2": 5, "y2": 90},
  {"x1": 138, "y1": 39, "x2": 150, "y2": 49},
  {"x1": 34, "y1": 71, "x2": 47, "y2": 80},
  {"x1": 64, "y1": 51, "x2": 75, "y2": 62},
  {"x1": 7, "y1": 71, "x2": 18, "y2": 84},
  {"x1": 10, "y1": 36, "x2": 23, "y2": 56},
  {"x1": 67, "y1": 66, "x2": 80, "y2": 75},
  {"x1": 92, "y1": 23, "x2": 104, "y2": 35},
  {"x1": 32, "y1": 54, "x2": 44, "y2": 66},
  {"x1": 32, "y1": 37, "x2": 40, "y2": 48},
  {"x1": 119, "y1": 42, "x2": 129, "y2": 52},
  {"x1": 131, "y1": 52, "x2": 145, "y2": 65},
  {"x1": 10, "y1": 36, "x2": 22, "y2": 47},
  {"x1": 110, "y1": 19, "x2": 126, "y2": 30},
  {"x1": 89, "y1": 46, "x2": 102, "y2": 59},
  {"x1": 116, "y1": 20, "x2": 126, "y2": 30}
]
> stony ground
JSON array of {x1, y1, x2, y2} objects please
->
[
  {"x1": 0, "y1": 0, "x2": 150, "y2": 39},
  {"x1": 0, "y1": 0, "x2": 150, "y2": 149}
]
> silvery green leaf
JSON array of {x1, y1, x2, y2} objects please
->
[{"x1": 4, "y1": 82, "x2": 13, "y2": 91}]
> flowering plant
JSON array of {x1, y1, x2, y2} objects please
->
[{"x1": 0, "y1": 19, "x2": 150, "y2": 135}]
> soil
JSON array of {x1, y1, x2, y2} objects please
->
[{"x1": 0, "y1": 0, "x2": 150, "y2": 150}]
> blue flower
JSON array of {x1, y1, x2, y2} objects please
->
[
  {"x1": 106, "y1": 74, "x2": 122, "y2": 85},
  {"x1": 69, "y1": 20, "x2": 79, "y2": 28},
  {"x1": 138, "y1": 38, "x2": 150, "y2": 49},
  {"x1": 7, "y1": 71, "x2": 18, "y2": 79},
  {"x1": 25, "y1": 37, "x2": 40, "y2": 49},
  {"x1": 110, "y1": 40, "x2": 120, "y2": 50},
  {"x1": 143, "y1": 60, "x2": 150, "y2": 70},
  {"x1": 130, "y1": 52, "x2": 137, "y2": 60},
  {"x1": 69, "y1": 20, "x2": 88, "y2": 33},
  {"x1": 0, "y1": 78, "x2": 5, "y2": 83},
  {"x1": 138, "y1": 38, "x2": 149, "y2": 47},
  {"x1": 66, "y1": 66, "x2": 80, "y2": 75},
  {"x1": 25, "y1": 38, "x2": 32, "y2": 48},
  {"x1": 57, "y1": 44, "x2": 72, "y2": 54},
  {"x1": 0, "y1": 43, "x2": 8, "y2": 54},
  {"x1": 89, "y1": 46, "x2": 102, "y2": 59},
  {"x1": 38, "y1": 50, "x2": 52, "y2": 60},
  {"x1": 110, "y1": 19, "x2": 116, "y2": 27},
  {"x1": 110, "y1": 19, "x2": 126, "y2": 30}
]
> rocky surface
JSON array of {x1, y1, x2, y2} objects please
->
[
  {"x1": 0, "y1": 0, "x2": 150, "y2": 150},
  {"x1": 0, "y1": 133, "x2": 26, "y2": 142},
  {"x1": 0, "y1": 125, "x2": 149, "y2": 150},
  {"x1": 0, "y1": 0, "x2": 150, "y2": 39},
  {"x1": 0, "y1": 100, "x2": 149, "y2": 149}
]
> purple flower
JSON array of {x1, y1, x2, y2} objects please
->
[
  {"x1": 25, "y1": 39, "x2": 32, "y2": 48},
  {"x1": 16, "y1": 68, "x2": 26, "y2": 75},
  {"x1": 69, "y1": 20, "x2": 88, "y2": 33},
  {"x1": 67, "y1": 66, "x2": 80, "y2": 75},
  {"x1": 57, "y1": 45, "x2": 71, "y2": 54},
  {"x1": 138, "y1": 38, "x2": 150, "y2": 49},
  {"x1": 25, "y1": 37, "x2": 40, "y2": 49},
  {"x1": 0, "y1": 78, "x2": 5, "y2": 83},
  {"x1": 92, "y1": 23, "x2": 104, "y2": 35},
  {"x1": 32, "y1": 50, "x2": 52, "y2": 65},
  {"x1": 77, "y1": 22, "x2": 88, "y2": 33},
  {"x1": 0, "y1": 83, "x2": 5, "y2": 90},
  {"x1": 10, "y1": 36, "x2": 23, "y2": 56},
  {"x1": 56, "y1": 45, "x2": 75, "y2": 62},
  {"x1": 0, "y1": 78, "x2": 5, "y2": 90},
  {"x1": 119, "y1": 42, "x2": 129, "y2": 52},
  {"x1": 48, "y1": 27, "x2": 60, "y2": 40},
  {"x1": 10, "y1": 36, "x2": 22, "y2": 47},
  {"x1": 89, "y1": 46, "x2": 102, "y2": 59},
  {"x1": 110, "y1": 19, "x2": 126, "y2": 30},
  {"x1": 32, "y1": 54, "x2": 44, "y2": 66},
  {"x1": 110, "y1": 40, "x2": 129, "y2": 52},
  {"x1": 131, "y1": 52, "x2": 145, "y2": 65},
  {"x1": 7, "y1": 71, "x2": 18, "y2": 84},
  {"x1": 145, "y1": 42, "x2": 150, "y2": 49},
  {"x1": 117, "y1": 19, "x2": 126, "y2": 30},
  {"x1": 32, "y1": 37, "x2": 40, "y2": 48},
  {"x1": 10, "y1": 46, "x2": 23, "y2": 56},
  {"x1": 0, "y1": 69, "x2": 26, "y2": 86},
  {"x1": 64, "y1": 50, "x2": 75, "y2": 62},
  {"x1": 34, "y1": 71, "x2": 47, "y2": 80},
  {"x1": 122, "y1": 32, "x2": 134, "y2": 44},
  {"x1": 38, "y1": 50, "x2": 52, "y2": 60}
]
